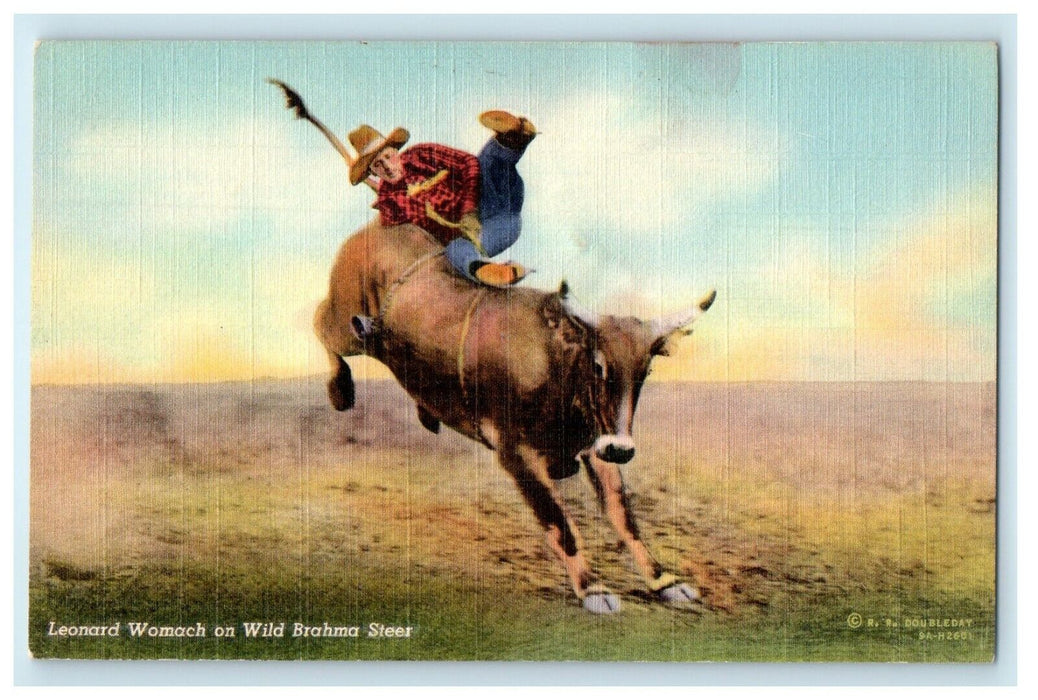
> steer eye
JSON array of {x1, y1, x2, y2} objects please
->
[{"x1": 593, "y1": 351, "x2": 608, "y2": 380}]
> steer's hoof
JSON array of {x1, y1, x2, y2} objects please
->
[
  {"x1": 582, "y1": 591, "x2": 621, "y2": 614},
  {"x1": 328, "y1": 377, "x2": 354, "y2": 411},
  {"x1": 657, "y1": 582, "x2": 701, "y2": 607}
]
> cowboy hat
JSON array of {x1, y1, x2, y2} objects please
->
[{"x1": 348, "y1": 124, "x2": 410, "y2": 185}]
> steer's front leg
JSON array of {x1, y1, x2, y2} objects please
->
[
  {"x1": 498, "y1": 443, "x2": 620, "y2": 613},
  {"x1": 580, "y1": 451, "x2": 700, "y2": 607}
]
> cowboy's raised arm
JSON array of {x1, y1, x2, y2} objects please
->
[{"x1": 268, "y1": 79, "x2": 379, "y2": 193}]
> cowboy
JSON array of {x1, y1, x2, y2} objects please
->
[{"x1": 347, "y1": 111, "x2": 537, "y2": 287}]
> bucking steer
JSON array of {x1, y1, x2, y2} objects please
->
[{"x1": 315, "y1": 220, "x2": 716, "y2": 613}]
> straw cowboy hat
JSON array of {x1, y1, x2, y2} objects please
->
[{"x1": 348, "y1": 125, "x2": 410, "y2": 185}]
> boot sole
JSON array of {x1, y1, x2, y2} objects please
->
[{"x1": 480, "y1": 110, "x2": 535, "y2": 136}]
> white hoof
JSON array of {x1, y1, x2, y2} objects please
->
[
  {"x1": 657, "y1": 582, "x2": 701, "y2": 606},
  {"x1": 583, "y1": 591, "x2": 621, "y2": 614}
]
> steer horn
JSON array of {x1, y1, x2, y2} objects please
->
[{"x1": 650, "y1": 289, "x2": 717, "y2": 337}]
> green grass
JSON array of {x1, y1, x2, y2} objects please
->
[
  {"x1": 29, "y1": 453, "x2": 996, "y2": 662},
  {"x1": 29, "y1": 559, "x2": 994, "y2": 661}
]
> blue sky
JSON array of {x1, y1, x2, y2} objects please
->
[{"x1": 31, "y1": 41, "x2": 997, "y2": 383}]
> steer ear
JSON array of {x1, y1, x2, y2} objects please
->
[
  {"x1": 650, "y1": 333, "x2": 680, "y2": 357},
  {"x1": 650, "y1": 322, "x2": 695, "y2": 356}
]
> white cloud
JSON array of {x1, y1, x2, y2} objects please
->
[
  {"x1": 64, "y1": 117, "x2": 369, "y2": 238},
  {"x1": 518, "y1": 90, "x2": 785, "y2": 237}
]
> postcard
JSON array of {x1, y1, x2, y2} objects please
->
[{"x1": 29, "y1": 40, "x2": 997, "y2": 661}]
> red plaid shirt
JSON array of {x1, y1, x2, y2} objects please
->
[{"x1": 373, "y1": 143, "x2": 481, "y2": 246}]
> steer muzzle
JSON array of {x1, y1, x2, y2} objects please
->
[{"x1": 593, "y1": 435, "x2": 636, "y2": 464}]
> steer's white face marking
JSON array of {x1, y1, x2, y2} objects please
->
[
  {"x1": 593, "y1": 433, "x2": 636, "y2": 464},
  {"x1": 616, "y1": 387, "x2": 634, "y2": 435},
  {"x1": 595, "y1": 384, "x2": 634, "y2": 444},
  {"x1": 593, "y1": 384, "x2": 638, "y2": 463},
  {"x1": 593, "y1": 434, "x2": 635, "y2": 454}
]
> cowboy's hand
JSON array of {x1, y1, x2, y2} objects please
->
[{"x1": 459, "y1": 213, "x2": 486, "y2": 256}]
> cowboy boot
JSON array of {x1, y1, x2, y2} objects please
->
[{"x1": 479, "y1": 110, "x2": 537, "y2": 151}]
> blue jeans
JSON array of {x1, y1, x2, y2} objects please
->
[{"x1": 445, "y1": 138, "x2": 525, "y2": 281}]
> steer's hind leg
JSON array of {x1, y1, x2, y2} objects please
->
[
  {"x1": 314, "y1": 299, "x2": 357, "y2": 411},
  {"x1": 580, "y1": 451, "x2": 700, "y2": 607},
  {"x1": 499, "y1": 444, "x2": 619, "y2": 613}
]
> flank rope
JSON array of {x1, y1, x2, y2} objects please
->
[
  {"x1": 457, "y1": 288, "x2": 489, "y2": 445},
  {"x1": 377, "y1": 250, "x2": 443, "y2": 327}
]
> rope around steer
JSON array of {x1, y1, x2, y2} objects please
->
[
  {"x1": 457, "y1": 287, "x2": 488, "y2": 402},
  {"x1": 376, "y1": 250, "x2": 443, "y2": 330}
]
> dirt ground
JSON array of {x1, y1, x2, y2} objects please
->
[{"x1": 30, "y1": 377, "x2": 996, "y2": 619}]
